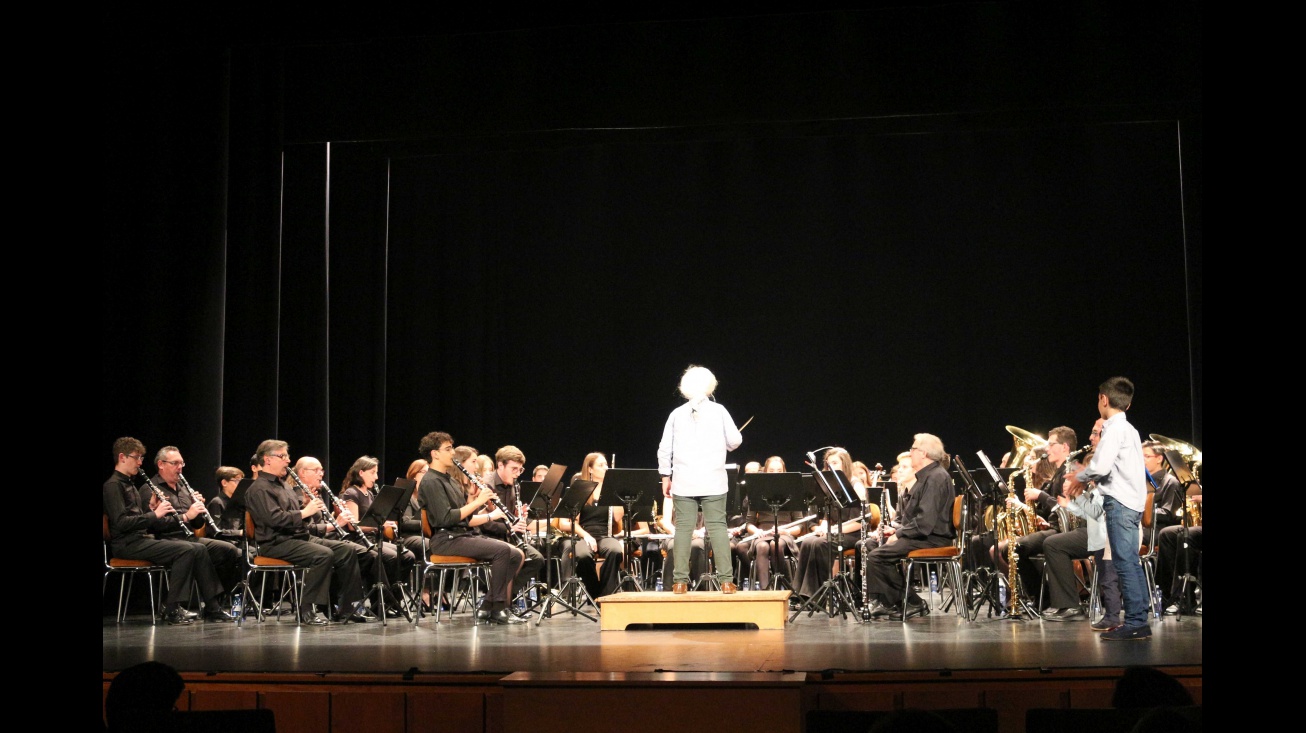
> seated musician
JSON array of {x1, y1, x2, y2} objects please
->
[
  {"x1": 480, "y1": 445, "x2": 546, "y2": 597},
  {"x1": 1143, "y1": 440, "x2": 1185, "y2": 530},
  {"x1": 865, "y1": 433, "x2": 956, "y2": 620},
  {"x1": 206, "y1": 466, "x2": 246, "y2": 535},
  {"x1": 556, "y1": 453, "x2": 625, "y2": 599},
  {"x1": 1042, "y1": 419, "x2": 1124, "y2": 628},
  {"x1": 144, "y1": 445, "x2": 243, "y2": 621},
  {"x1": 417, "y1": 432, "x2": 526, "y2": 625},
  {"x1": 993, "y1": 426, "x2": 1078, "y2": 608}
]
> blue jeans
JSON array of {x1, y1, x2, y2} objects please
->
[{"x1": 1103, "y1": 495, "x2": 1149, "y2": 628}]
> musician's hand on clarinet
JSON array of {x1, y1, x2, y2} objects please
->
[
  {"x1": 301, "y1": 497, "x2": 325, "y2": 519},
  {"x1": 512, "y1": 516, "x2": 529, "y2": 534},
  {"x1": 185, "y1": 502, "x2": 204, "y2": 520},
  {"x1": 487, "y1": 507, "x2": 506, "y2": 522},
  {"x1": 152, "y1": 499, "x2": 174, "y2": 519},
  {"x1": 474, "y1": 486, "x2": 496, "y2": 507}
]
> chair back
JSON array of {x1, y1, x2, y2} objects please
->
[
  {"x1": 952, "y1": 495, "x2": 967, "y2": 546},
  {"x1": 103, "y1": 513, "x2": 112, "y2": 542},
  {"x1": 421, "y1": 508, "x2": 433, "y2": 539},
  {"x1": 245, "y1": 510, "x2": 257, "y2": 541}
]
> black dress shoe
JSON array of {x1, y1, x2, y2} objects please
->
[
  {"x1": 483, "y1": 609, "x2": 527, "y2": 625},
  {"x1": 205, "y1": 611, "x2": 235, "y2": 623},
  {"x1": 475, "y1": 608, "x2": 491, "y2": 620},
  {"x1": 300, "y1": 610, "x2": 329, "y2": 626},
  {"x1": 1043, "y1": 607, "x2": 1086, "y2": 622},
  {"x1": 866, "y1": 600, "x2": 894, "y2": 619},
  {"x1": 164, "y1": 607, "x2": 195, "y2": 625},
  {"x1": 890, "y1": 600, "x2": 929, "y2": 620},
  {"x1": 177, "y1": 607, "x2": 200, "y2": 620}
]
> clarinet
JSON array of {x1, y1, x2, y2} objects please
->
[
  {"x1": 178, "y1": 472, "x2": 222, "y2": 536},
  {"x1": 141, "y1": 473, "x2": 194, "y2": 537},
  {"x1": 452, "y1": 459, "x2": 531, "y2": 551},
  {"x1": 288, "y1": 469, "x2": 365, "y2": 547},
  {"x1": 862, "y1": 463, "x2": 886, "y2": 620},
  {"x1": 322, "y1": 481, "x2": 374, "y2": 549}
]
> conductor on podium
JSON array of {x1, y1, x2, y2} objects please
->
[{"x1": 657, "y1": 365, "x2": 744, "y2": 595}]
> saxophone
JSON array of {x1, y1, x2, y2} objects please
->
[
  {"x1": 1002, "y1": 469, "x2": 1035, "y2": 617},
  {"x1": 1004, "y1": 479, "x2": 1021, "y2": 616}
]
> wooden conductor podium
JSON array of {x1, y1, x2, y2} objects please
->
[{"x1": 596, "y1": 590, "x2": 791, "y2": 630}]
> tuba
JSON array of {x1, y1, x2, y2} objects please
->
[
  {"x1": 1149, "y1": 433, "x2": 1203, "y2": 484},
  {"x1": 1001, "y1": 426, "x2": 1048, "y2": 469}
]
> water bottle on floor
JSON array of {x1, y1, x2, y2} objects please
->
[
  {"x1": 231, "y1": 593, "x2": 243, "y2": 619},
  {"x1": 930, "y1": 571, "x2": 938, "y2": 595},
  {"x1": 655, "y1": 577, "x2": 663, "y2": 592}
]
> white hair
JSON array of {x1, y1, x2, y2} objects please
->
[{"x1": 678, "y1": 365, "x2": 717, "y2": 401}]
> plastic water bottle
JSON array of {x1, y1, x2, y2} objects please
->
[
  {"x1": 529, "y1": 582, "x2": 538, "y2": 604},
  {"x1": 1152, "y1": 586, "x2": 1163, "y2": 615},
  {"x1": 231, "y1": 594, "x2": 243, "y2": 619},
  {"x1": 999, "y1": 581, "x2": 1008, "y2": 610},
  {"x1": 929, "y1": 571, "x2": 938, "y2": 594},
  {"x1": 655, "y1": 577, "x2": 664, "y2": 592}
]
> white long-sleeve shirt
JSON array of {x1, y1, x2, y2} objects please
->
[
  {"x1": 657, "y1": 399, "x2": 743, "y2": 497},
  {"x1": 1075, "y1": 411, "x2": 1147, "y2": 513}
]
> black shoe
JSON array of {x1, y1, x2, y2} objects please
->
[
  {"x1": 300, "y1": 607, "x2": 329, "y2": 626},
  {"x1": 164, "y1": 607, "x2": 194, "y2": 625},
  {"x1": 1100, "y1": 624, "x2": 1152, "y2": 641},
  {"x1": 177, "y1": 607, "x2": 200, "y2": 620},
  {"x1": 475, "y1": 608, "x2": 491, "y2": 620},
  {"x1": 890, "y1": 600, "x2": 929, "y2": 621},
  {"x1": 1043, "y1": 607, "x2": 1087, "y2": 622},
  {"x1": 866, "y1": 600, "x2": 894, "y2": 620},
  {"x1": 788, "y1": 595, "x2": 807, "y2": 611},
  {"x1": 483, "y1": 609, "x2": 527, "y2": 625},
  {"x1": 205, "y1": 611, "x2": 235, "y2": 623}
]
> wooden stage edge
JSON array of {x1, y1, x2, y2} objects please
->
[
  {"x1": 595, "y1": 590, "x2": 790, "y2": 630},
  {"x1": 103, "y1": 666, "x2": 1203, "y2": 733}
]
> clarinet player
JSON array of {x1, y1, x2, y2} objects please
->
[{"x1": 417, "y1": 431, "x2": 526, "y2": 624}]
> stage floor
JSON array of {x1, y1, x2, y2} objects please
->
[{"x1": 102, "y1": 595, "x2": 1202, "y2": 676}]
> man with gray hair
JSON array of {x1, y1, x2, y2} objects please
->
[
  {"x1": 658, "y1": 365, "x2": 744, "y2": 595},
  {"x1": 864, "y1": 433, "x2": 957, "y2": 620}
]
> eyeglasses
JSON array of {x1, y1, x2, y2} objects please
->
[
  {"x1": 269, "y1": 453, "x2": 289, "y2": 461},
  {"x1": 1090, "y1": 430, "x2": 1102, "y2": 436},
  {"x1": 160, "y1": 460, "x2": 185, "y2": 467},
  {"x1": 126, "y1": 454, "x2": 144, "y2": 461}
]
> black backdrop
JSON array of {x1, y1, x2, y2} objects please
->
[{"x1": 100, "y1": 5, "x2": 1202, "y2": 497}]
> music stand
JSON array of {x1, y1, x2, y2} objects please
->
[
  {"x1": 510, "y1": 464, "x2": 571, "y2": 621},
  {"x1": 601, "y1": 469, "x2": 665, "y2": 590},
  {"x1": 790, "y1": 468, "x2": 863, "y2": 622},
  {"x1": 535, "y1": 478, "x2": 600, "y2": 624},
  {"x1": 595, "y1": 477, "x2": 655, "y2": 592},
  {"x1": 354, "y1": 484, "x2": 414, "y2": 623},
  {"x1": 741, "y1": 472, "x2": 805, "y2": 591}
]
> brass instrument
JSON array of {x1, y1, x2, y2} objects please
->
[
  {"x1": 1149, "y1": 433, "x2": 1203, "y2": 483},
  {"x1": 1184, "y1": 485, "x2": 1203, "y2": 528},
  {"x1": 1001, "y1": 425, "x2": 1048, "y2": 469},
  {"x1": 991, "y1": 469, "x2": 1037, "y2": 542}
]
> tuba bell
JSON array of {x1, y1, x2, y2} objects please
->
[
  {"x1": 1001, "y1": 425, "x2": 1048, "y2": 469},
  {"x1": 1149, "y1": 433, "x2": 1202, "y2": 484}
]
